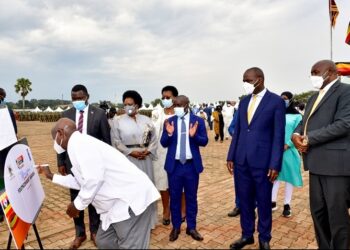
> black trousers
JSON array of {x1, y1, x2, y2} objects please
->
[
  {"x1": 215, "y1": 125, "x2": 224, "y2": 141},
  {"x1": 309, "y1": 173, "x2": 350, "y2": 249},
  {"x1": 70, "y1": 189, "x2": 100, "y2": 237}
]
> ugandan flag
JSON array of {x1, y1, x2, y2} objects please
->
[
  {"x1": 329, "y1": 0, "x2": 339, "y2": 28},
  {"x1": 335, "y1": 62, "x2": 350, "y2": 76},
  {"x1": 346, "y1": 22, "x2": 350, "y2": 45}
]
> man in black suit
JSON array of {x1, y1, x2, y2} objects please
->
[
  {"x1": 57, "y1": 84, "x2": 111, "y2": 249},
  {"x1": 292, "y1": 60, "x2": 350, "y2": 249}
]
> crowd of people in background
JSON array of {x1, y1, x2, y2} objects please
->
[{"x1": 1, "y1": 59, "x2": 349, "y2": 250}]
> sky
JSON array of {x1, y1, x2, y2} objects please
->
[{"x1": 0, "y1": 0, "x2": 350, "y2": 104}]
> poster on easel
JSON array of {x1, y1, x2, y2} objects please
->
[
  {"x1": 0, "y1": 192, "x2": 31, "y2": 249},
  {"x1": 2, "y1": 143, "x2": 45, "y2": 249}
]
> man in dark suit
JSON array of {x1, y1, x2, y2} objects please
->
[
  {"x1": 227, "y1": 67, "x2": 285, "y2": 250},
  {"x1": 57, "y1": 84, "x2": 111, "y2": 249},
  {"x1": 161, "y1": 95, "x2": 208, "y2": 242},
  {"x1": 292, "y1": 60, "x2": 350, "y2": 249}
]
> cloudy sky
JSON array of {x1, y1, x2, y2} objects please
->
[{"x1": 1, "y1": 0, "x2": 349, "y2": 103}]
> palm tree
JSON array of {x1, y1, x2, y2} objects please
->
[{"x1": 15, "y1": 78, "x2": 32, "y2": 109}]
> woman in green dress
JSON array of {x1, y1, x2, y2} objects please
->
[{"x1": 272, "y1": 91, "x2": 303, "y2": 217}]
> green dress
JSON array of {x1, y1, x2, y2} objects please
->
[{"x1": 277, "y1": 114, "x2": 303, "y2": 187}]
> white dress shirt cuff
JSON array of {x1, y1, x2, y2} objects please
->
[
  {"x1": 73, "y1": 196, "x2": 86, "y2": 211},
  {"x1": 52, "y1": 174, "x2": 81, "y2": 190}
]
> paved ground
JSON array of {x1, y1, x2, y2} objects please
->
[{"x1": 0, "y1": 121, "x2": 318, "y2": 249}]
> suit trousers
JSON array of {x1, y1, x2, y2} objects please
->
[
  {"x1": 168, "y1": 160, "x2": 199, "y2": 230},
  {"x1": 309, "y1": 173, "x2": 350, "y2": 249},
  {"x1": 236, "y1": 162, "x2": 273, "y2": 242},
  {"x1": 70, "y1": 189, "x2": 100, "y2": 236}
]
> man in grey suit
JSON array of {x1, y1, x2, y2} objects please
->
[
  {"x1": 57, "y1": 84, "x2": 111, "y2": 249},
  {"x1": 292, "y1": 60, "x2": 350, "y2": 249}
]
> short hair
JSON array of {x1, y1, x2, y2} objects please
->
[
  {"x1": 122, "y1": 90, "x2": 143, "y2": 107},
  {"x1": 71, "y1": 84, "x2": 89, "y2": 95},
  {"x1": 247, "y1": 67, "x2": 264, "y2": 80},
  {"x1": 0, "y1": 88, "x2": 5, "y2": 96},
  {"x1": 161, "y1": 85, "x2": 178, "y2": 97},
  {"x1": 281, "y1": 91, "x2": 293, "y2": 100}
]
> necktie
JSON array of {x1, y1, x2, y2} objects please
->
[
  {"x1": 78, "y1": 111, "x2": 84, "y2": 133},
  {"x1": 303, "y1": 89, "x2": 325, "y2": 136},
  {"x1": 179, "y1": 117, "x2": 187, "y2": 164},
  {"x1": 247, "y1": 95, "x2": 257, "y2": 124}
]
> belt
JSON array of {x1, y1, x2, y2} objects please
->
[
  {"x1": 125, "y1": 144, "x2": 149, "y2": 148},
  {"x1": 176, "y1": 159, "x2": 193, "y2": 164}
]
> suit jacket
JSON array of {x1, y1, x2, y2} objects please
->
[
  {"x1": 294, "y1": 80, "x2": 350, "y2": 176},
  {"x1": 160, "y1": 113, "x2": 208, "y2": 174},
  {"x1": 57, "y1": 105, "x2": 111, "y2": 172},
  {"x1": 227, "y1": 90, "x2": 285, "y2": 171}
]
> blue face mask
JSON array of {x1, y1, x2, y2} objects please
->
[
  {"x1": 73, "y1": 100, "x2": 87, "y2": 111},
  {"x1": 162, "y1": 99, "x2": 173, "y2": 108},
  {"x1": 285, "y1": 100, "x2": 290, "y2": 108},
  {"x1": 0, "y1": 98, "x2": 5, "y2": 105}
]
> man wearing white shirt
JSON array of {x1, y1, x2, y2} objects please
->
[{"x1": 41, "y1": 118, "x2": 160, "y2": 249}]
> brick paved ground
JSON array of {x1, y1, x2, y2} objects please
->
[{"x1": 0, "y1": 121, "x2": 317, "y2": 249}]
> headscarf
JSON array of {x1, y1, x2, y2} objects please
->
[{"x1": 281, "y1": 91, "x2": 300, "y2": 115}]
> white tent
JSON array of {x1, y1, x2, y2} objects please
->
[
  {"x1": 32, "y1": 107, "x2": 42, "y2": 112},
  {"x1": 147, "y1": 104, "x2": 154, "y2": 110},
  {"x1": 155, "y1": 103, "x2": 162, "y2": 110},
  {"x1": 44, "y1": 106, "x2": 54, "y2": 112},
  {"x1": 139, "y1": 104, "x2": 147, "y2": 110},
  {"x1": 54, "y1": 107, "x2": 64, "y2": 112}
]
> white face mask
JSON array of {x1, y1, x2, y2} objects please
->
[
  {"x1": 310, "y1": 71, "x2": 329, "y2": 90},
  {"x1": 174, "y1": 107, "x2": 185, "y2": 118},
  {"x1": 53, "y1": 133, "x2": 66, "y2": 154},
  {"x1": 243, "y1": 79, "x2": 259, "y2": 95}
]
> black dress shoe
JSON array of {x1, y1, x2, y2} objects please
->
[
  {"x1": 169, "y1": 228, "x2": 181, "y2": 242},
  {"x1": 229, "y1": 237, "x2": 254, "y2": 250},
  {"x1": 186, "y1": 229, "x2": 204, "y2": 241},
  {"x1": 228, "y1": 207, "x2": 241, "y2": 217},
  {"x1": 162, "y1": 218, "x2": 171, "y2": 226},
  {"x1": 259, "y1": 241, "x2": 270, "y2": 250}
]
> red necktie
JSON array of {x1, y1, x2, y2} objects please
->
[{"x1": 78, "y1": 111, "x2": 84, "y2": 133}]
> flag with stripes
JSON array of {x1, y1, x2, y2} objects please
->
[
  {"x1": 335, "y1": 62, "x2": 350, "y2": 76},
  {"x1": 346, "y1": 22, "x2": 350, "y2": 45},
  {"x1": 329, "y1": 0, "x2": 339, "y2": 28}
]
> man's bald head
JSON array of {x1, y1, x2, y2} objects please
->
[
  {"x1": 311, "y1": 60, "x2": 339, "y2": 88},
  {"x1": 51, "y1": 118, "x2": 77, "y2": 150}
]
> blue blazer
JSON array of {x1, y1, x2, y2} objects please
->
[
  {"x1": 227, "y1": 90, "x2": 285, "y2": 171},
  {"x1": 161, "y1": 114, "x2": 208, "y2": 174}
]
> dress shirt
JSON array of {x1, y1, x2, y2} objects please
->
[
  {"x1": 75, "y1": 104, "x2": 89, "y2": 134},
  {"x1": 52, "y1": 131, "x2": 160, "y2": 230},
  {"x1": 247, "y1": 88, "x2": 267, "y2": 120},
  {"x1": 319, "y1": 77, "x2": 339, "y2": 97},
  {"x1": 175, "y1": 112, "x2": 193, "y2": 160}
]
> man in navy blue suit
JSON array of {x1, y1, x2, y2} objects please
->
[
  {"x1": 227, "y1": 67, "x2": 285, "y2": 250},
  {"x1": 161, "y1": 95, "x2": 208, "y2": 242}
]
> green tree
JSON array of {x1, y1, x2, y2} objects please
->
[{"x1": 14, "y1": 78, "x2": 32, "y2": 109}]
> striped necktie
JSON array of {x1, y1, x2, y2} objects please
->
[
  {"x1": 78, "y1": 111, "x2": 84, "y2": 133},
  {"x1": 179, "y1": 117, "x2": 187, "y2": 164},
  {"x1": 247, "y1": 95, "x2": 257, "y2": 124}
]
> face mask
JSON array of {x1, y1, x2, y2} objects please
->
[
  {"x1": 285, "y1": 100, "x2": 290, "y2": 108},
  {"x1": 174, "y1": 107, "x2": 185, "y2": 118},
  {"x1": 162, "y1": 99, "x2": 173, "y2": 108},
  {"x1": 310, "y1": 71, "x2": 329, "y2": 90},
  {"x1": 53, "y1": 134, "x2": 65, "y2": 154},
  {"x1": 243, "y1": 79, "x2": 259, "y2": 95},
  {"x1": 0, "y1": 98, "x2": 5, "y2": 105},
  {"x1": 124, "y1": 105, "x2": 136, "y2": 116},
  {"x1": 73, "y1": 100, "x2": 87, "y2": 111}
]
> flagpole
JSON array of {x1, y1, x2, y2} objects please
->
[{"x1": 330, "y1": 0, "x2": 333, "y2": 60}]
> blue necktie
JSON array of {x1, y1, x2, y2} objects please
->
[{"x1": 180, "y1": 117, "x2": 187, "y2": 164}]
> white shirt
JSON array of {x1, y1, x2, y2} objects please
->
[
  {"x1": 52, "y1": 132, "x2": 160, "y2": 230},
  {"x1": 247, "y1": 88, "x2": 267, "y2": 119},
  {"x1": 75, "y1": 104, "x2": 89, "y2": 134},
  {"x1": 175, "y1": 113, "x2": 193, "y2": 160},
  {"x1": 319, "y1": 77, "x2": 339, "y2": 97}
]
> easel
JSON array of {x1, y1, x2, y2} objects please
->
[{"x1": 6, "y1": 209, "x2": 44, "y2": 250}]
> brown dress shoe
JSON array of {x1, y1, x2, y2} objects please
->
[
  {"x1": 69, "y1": 235, "x2": 87, "y2": 249},
  {"x1": 186, "y1": 229, "x2": 204, "y2": 241},
  {"x1": 169, "y1": 228, "x2": 181, "y2": 242},
  {"x1": 90, "y1": 233, "x2": 97, "y2": 246}
]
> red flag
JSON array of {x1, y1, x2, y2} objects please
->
[
  {"x1": 346, "y1": 22, "x2": 350, "y2": 45},
  {"x1": 329, "y1": 0, "x2": 339, "y2": 28}
]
